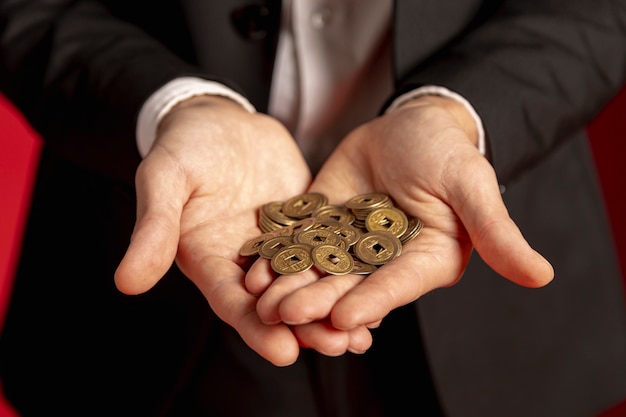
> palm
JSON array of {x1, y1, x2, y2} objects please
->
[{"x1": 116, "y1": 97, "x2": 314, "y2": 365}]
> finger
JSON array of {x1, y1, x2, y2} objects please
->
[
  {"x1": 115, "y1": 159, "x2": 186, "y2": 294},
  {"x1": 256, "y1": 271, "x2": 321, "y2": 324},
  {"x1": 347, "y1": 325, "x2": 373, "y2": 354},
  {"x1": 292, "y1": 321, "x2": 372, "y2": 356},
  {"x1": 472, "y1": 216, "x2": 554, "y2": 287},
  {"x1": 329, "y1": 229, "x2": 466, "y2": 330},
  {"x1": 448, "y1": 158, "x2": 554, "y2": 287},
  {"x1": 278, "y1": 273, "x2": 366, "y2": 325},
  {"x1": 366, "y1": 320, "x2": 382, "y2": 329},
  {"x1": 291, "y1": 320, "x2": 351, "y2": 356},
  {"x1": 191, "y1": 255, "x2": 301, "y2": 366},
  {"x1": 245, "y1": 257, "x2": 277, "y2": 295}
]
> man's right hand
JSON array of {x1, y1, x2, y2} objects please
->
[{"x1": 114, "y1": 95, "x2": 372, "y2": 365}]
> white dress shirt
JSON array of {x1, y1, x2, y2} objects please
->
[{"x1": 136, "y1": 0, "x2": 484, "y2": 170}]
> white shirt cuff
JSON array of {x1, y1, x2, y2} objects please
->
[
  {"x1": 136, "y1": 76, "x2": 257, "y2": 157},
  {"x1": 385, "y1": 85, "x2": 487, "y2": 157}
]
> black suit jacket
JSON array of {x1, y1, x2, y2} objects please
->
[{"x1": 1, "y1": 1, "x2": 625, "y2": 416}]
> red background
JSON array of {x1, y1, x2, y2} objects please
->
[{"x1": 1, "y1": 91, "x2": 625, "y2": 416}]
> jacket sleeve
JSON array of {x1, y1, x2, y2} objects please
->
[
  {"x1": 0, "y1": 0, "x2": 213, "y2": 183},
  {"x1": 392, "y1": 0, "x2": 626, "y2": 185}
]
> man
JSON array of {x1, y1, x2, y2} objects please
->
[{"x1": 0, "y1": 1, "x2": 625, "y2": 416}]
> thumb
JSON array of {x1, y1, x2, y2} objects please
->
[
  {"x1": 450, "y1": 160, "x2": 554, "y2": 288},
  {"x1": 472, "y1": 214, "x2": 554, "y2": 288},
  {"x1": 114, "y1": 159, "x2": 185, "y2": 294}
]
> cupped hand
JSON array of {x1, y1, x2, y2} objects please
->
[
  {"x1": 114, "y1": 95, "x2": 323, "y2": 365},
  {"x1": 251, "y1": 95, "x2": 554, "y2": 336}
]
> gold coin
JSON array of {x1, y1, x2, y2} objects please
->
[
  {"x1": 258, "y1": 235, "x2": 294, "y2": 259},
  {"x1": 365, "y1": 207, "x2": 409, "y2": 238},
  {"x1": 240, "y1": 193, "x2": 426, "y2": 279},
  {"x1": 344, "y1": 192, "x2": 392, "y2": 211},
  {"x1": 351, "y1": 259, "x2": 378, "y2": 275},
  {"x1": 239, "y1": 233, "x2": 272, "y2": 256},
  {"x1": 354, "y1": 231, "x2": 402, "y2": 265},
  {"x1": 261, "y1": 201, "x2": 296, "y2": 230},
  {"x1": 311, "y1": 245, "x2": 354, "y2": 275},
  {"x1": 289, "y1": 217, "x2": 317, "y2": 235},
  {"x1": 294, "y1": 228, "x2": 346, "y2": 249},
  {"x1": 313, "y1": 218, "x2": 361, "y2": 247},
  {"x1": 313, "y1": 204, "x2": 356, "y2": 224},
  {"x1": 345, "y1": 192, "x2": 395, "y2": 227},
  {"x1": 282, "y1": 192, "x2": 329, "y2": 219},
  {"x1": 270, "y1": 244, "x2": 314, "y2": 274},
  {"x1": 274, "y1": 225, "x2": 295, "y2": 237},
  {"x1": 399, "y1": 216, "x2": 424, "y2": 244}
]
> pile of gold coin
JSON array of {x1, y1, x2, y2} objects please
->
[{"x1": 240, "y1": 192, "x2": 423, "y2": 276}]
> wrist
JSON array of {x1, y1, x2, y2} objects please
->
[
  {"x1": 136, "y1": 77, "x2": 256, "y2": 158},
  {"x1": 398, "y1": 95, "x2": 479, "y2": 147},
  {"x1": 385, "y1": 85, "x2": 486, "y2": 156}
]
